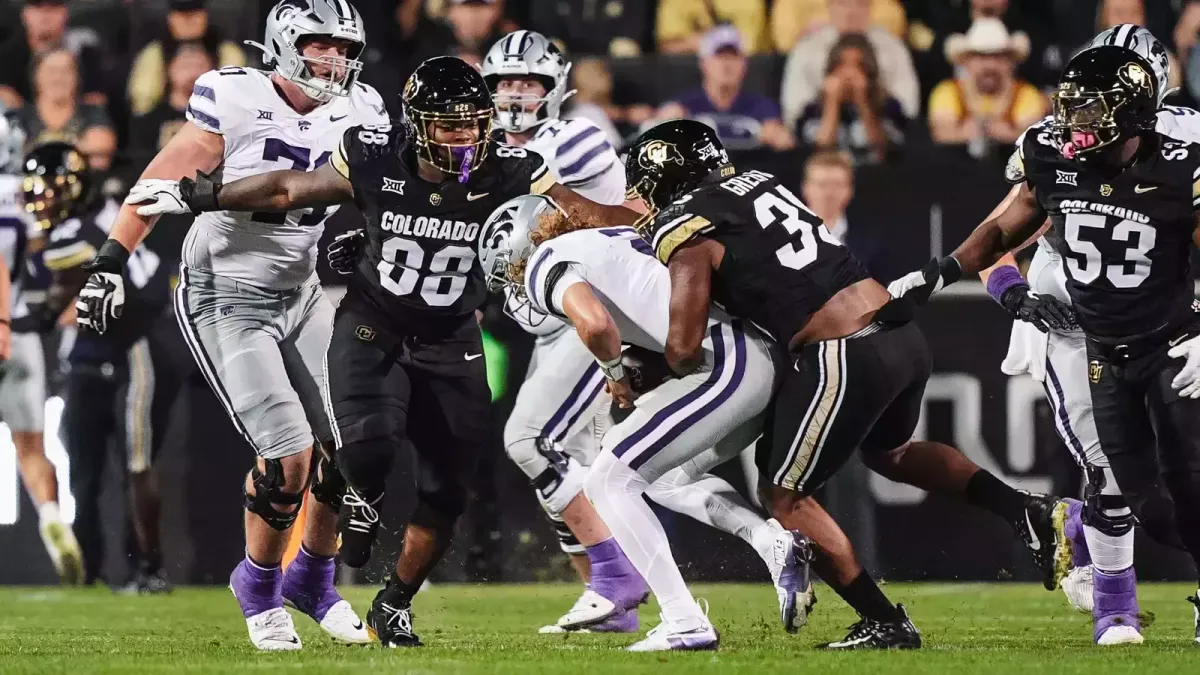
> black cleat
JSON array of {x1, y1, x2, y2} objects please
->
[
  {"x1": 820, "y1": 604, "x2": 921, "y2": 650},
  {"x1": 338, "y1": 487, "x2": 382, "y2": 569},
  {"x1": 367, "y1": 590, "x2": 423, "y2": 647},
  {"x1": 1014, "y1": 493, "x2": 1069, "y2": 591}
]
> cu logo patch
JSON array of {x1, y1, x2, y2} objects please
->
[
  {"x1": 1089, "y1": 360, "x2": 1103, "y2": 383},
  {"x1": 355, "y1": 325, "x2": 376, "y2": 341}
]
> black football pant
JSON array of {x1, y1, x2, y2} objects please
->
[
  {"x1": 326, "y1": 305, "x2": 491, "y2": 533},
  {"x1": 64, "y1": 337, "x2": 180, "y2": 584},
  {"x1": 1088, "y1": 322, "x2": 1200, "y2": 579}
]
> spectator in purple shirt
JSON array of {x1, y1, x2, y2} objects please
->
[{"x1": 656, "y1": 25, "x2": 795, "y2": 151}]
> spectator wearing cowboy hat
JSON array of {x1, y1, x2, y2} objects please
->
[{"x1": 928, "y1": 17, "x2": 1046, "y2": 155}]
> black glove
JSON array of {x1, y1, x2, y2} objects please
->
[
  {"x1": 178, "y1": 169, "x2": 222, "y2": 215},
  {"x1": 76, "y1": 239, "x2": 129, "y2": 334},
  {"x1": 999, "y1": 284, "x2": 1077, "y2": 332},
  {"x1": 327, "y1": 229, "x2": 365, "y2": 275}
]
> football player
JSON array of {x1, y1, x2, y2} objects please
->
[
  {"x1": 21, "y1": 142, "x2": 173, "y2": 589},
  {"x1": 74, "y1": 0, "x2": 382, "y2": 650},
  {"x1": 114, "y1": 57, "x2": 639, "y2": 647},
  {"x1": 0, "y1": 118, "x2": 82, "y2": 583},
  {"x1": 890, "y1": 43, "x2": 1200, "y2": 642},
  {"x1": 629, "y1": 120, "x2": 1068, "y2": 649},
  {"x1": 977, "y1": 25, "x2": 1177, "y2": 646},
  {"x1": 480, "y1": 193, "x2": 804, "y2": 651},
  {"x1": 481, "y1": 195, "x2": 815, "y2": 639}
]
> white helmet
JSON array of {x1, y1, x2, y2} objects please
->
[
  {"x1": 479, "y1": 192, "x2": 566, "y2": 328},
  {"x1": 0, "y1": 113, "x2": 25, "y2": 174},
  {"x1": 481, "y1": 31, "x2": 575, "y2": 133},
  {"x1": 246, "y1": 0, "x2": 366, "y2": 104},
  {"x1": 1087, "y1": 24, "x2": 1175, "y2": 105}
]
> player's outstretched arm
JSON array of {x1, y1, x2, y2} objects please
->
[
  {"x1": 212, "y1": 162, "x2": 354, "y2": 213},
  {"x1": 951, "y1": 181, "x2": 1047, "y2": 275},
  {"x1": 559, "y1": 280, "x2": 635, "y2": 408},
  {"x1": 546, "y1": 184, "x2": 641, "y2": 228},
  {"x1": 112, "y1": 122, "x2": 225, "y2": 252},
  {"x1": 664, "y1": 238, "x2": 720, "y2": 377}
]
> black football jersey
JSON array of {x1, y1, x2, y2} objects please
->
[
  {"x1": 42, "y1": 198, "x2": 172, "y2": 357},
  {"x1": 1015, "y1": 113, "x2": 1200, "y2": 340},
  {"x1": 332, "y1": 123, "x2": 555, "y2": 330},
  {"x1": 649, "y1": 169, "x2": 869, "y2": 345}
]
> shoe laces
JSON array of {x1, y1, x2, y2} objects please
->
[
  {"x1": 251, "y1": 608, "x2": 296, "y2": 637},
  {"x1": 343, "y1": 488, "x2": 380, "y2": 533},
  {"x1": 646, "y1": 599, "x2": 710, "y2": 638},
  {"x1": 379, "y1": 602, "x2": 414, "y2": 635}
]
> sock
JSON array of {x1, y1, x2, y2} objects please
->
[
  {"x1": 586, "y1": 453, "x2": 703, "y2": 626},
  {"x1": 282, "y1": 545, "x2": 340, "y2": 619},
  {"x1": 384, "y1": 571, "x2": 421, "y2": 607},
  {"x1": 231, "y1": 555, "x2": 282, "y2": 618},
  {"x1": 586, "y1": 537, "x2": 646, "y2": 608},
  {"x1": 833, "y1": 570, "x2": 901, "y2": 622},
  {"x1": 645, "y1": 467, "x2": 765, "y2": 547},
  {"x1": 964, "y1": 470, "x2": 1025, "y2": 524},
  {"x1": 37, "y1": 501, "x2": 61, "y2": 526}
]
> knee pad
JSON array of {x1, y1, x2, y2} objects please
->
[
  {"x1": 1082, "y1": 466, "x2": 1134, "y2": 537},
  {"x1": 530, "y1": 437, "x2": 586, "y2": 516},
  {"x1": 336, "y1": 438, "x2": 395, "y2": 491},
  {"x1": 545, "y1": 509, "x2": 585, "y2": 554},
  {"x1": 245, "y1": 459, "x2": 305, "y2": 531},
  {"x1": 504, "y1": 433, "x2": 551, "y2": 481},
  {"x1": 309, "y1": 446, "x2": 347, "y2": 510}
]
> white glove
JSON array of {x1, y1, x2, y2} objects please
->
[
  {"x1": 1168, "y1": 334, "x2": 1200, "y2": 399},
  {"x1": 887, "y1": 269, "x2": 931, "y2": 299},
  {"x1": 125, "y1": 179, "x2": 189, "y2": 217},
  {"x1": 886, "y1": 257, "x2": 961, "y2": 304}
]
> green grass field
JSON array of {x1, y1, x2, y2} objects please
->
[{"x1": 2, "y1": 582, "x2": 1200, "y2": 674}]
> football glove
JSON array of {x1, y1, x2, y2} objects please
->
[
  {"x1": 75, "y1": 240, "x2": 129, "y2": 335},
  {"x1": 126, "y1": 170, "x2": 220, "y2": 217},
  {"x1": 887, "y1": 256, "x2": 963, "y2": 305},
  {"x1": 327, "y1": 229, "x2": 365, "y2": 275},
  {"x1": 999, "y1": 285, "x2": 1077, "y2": 333},
  {"x1": 1168, "y1": 333, "x2": 1200, "y2": 399}
]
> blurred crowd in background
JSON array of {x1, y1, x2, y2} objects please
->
[{"x1": 2, "y1": 0, "x2": 1199, "y2": 189}]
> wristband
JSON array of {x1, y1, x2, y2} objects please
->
[
  {"x1": 91, "y1": 239, "x2": 131, "y2": 273},
  {"x1": 184, "y1": 170, "x2": 222, "y2": 214},
  {"x1": 938, "y1": 256, "x2": 963, "y2": 287},
  {"x1": 598, "y1": 355, "x2": 625, "y2": 381},
  {"x1": 986, "y1": 265, "x2": 1026, "y2": 305}
]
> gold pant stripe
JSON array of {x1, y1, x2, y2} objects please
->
[{"x1": 780, "y1": 338, "x2": 846, "y2": 492}]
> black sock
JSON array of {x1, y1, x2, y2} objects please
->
[
  {"x1": 965, "y1": 469, "x2": 1025, "y2": 524},
  {"x1": 831, "y1": 571, "x2": 901, "y2": 622},
  {"x1": 383, "y1": 572, "x2": 420, "y2": 606}
]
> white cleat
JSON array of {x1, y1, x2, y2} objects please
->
[
  {"x1": 245, "y1": 607, "x2": 303, "y2": 651},
  {"x1": 1097, "y1": 624, "x2": 1144, "y2": 646},
  {"x1": 1062, "y1": 566, "x2": 1094, "y2": 613},
  {"x1": 555, "y1": 588, "x2": 618, "y2": 630},
  {"x1": 39, "y1": 519, "x2": 83, "y2": 585},
  {"x1": 758, "y1": 519, "x2": 816, "y2": 633},
  {"x1": 315, "y1": 600, "x2": 371, "y2": 644},
  {"x1": 627, "y1": 614, "x2": 719, "y2": 652}
]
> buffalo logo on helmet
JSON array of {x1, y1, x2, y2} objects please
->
[
  {"x1": 638, "y1": 140, "x2": 684, "y2": 170},
  {"x1": 1118, "y1": 62, "x2": 1154, "y2": 96}
]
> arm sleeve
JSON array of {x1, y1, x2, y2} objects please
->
[
  {"x1": 545, "y1": 263, "x2": 586, "y2": 318},
  {"x1": 524, "y1": 246, "x2": 576, "y2": 317}
]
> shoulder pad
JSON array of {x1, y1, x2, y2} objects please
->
[
  {"x1": 649, "y1": 192, "x2": 715, "y2": 264},
  {"x1": 185, "y1": 68, "x2": 265, "y2": 136},
  {"x1": 333, "y1": 122, "x2": 400, "y2": 180},
  {"x1": 350, "y1": 81, "x2": 389, "y2": 123}
]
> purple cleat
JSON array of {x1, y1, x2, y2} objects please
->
[
  {"x1": 1093, "y1": 567, "x2": 1144, "y2": 645},
  {"x1": 281, "y1": 546, "x2": 370, "y2": 645}
]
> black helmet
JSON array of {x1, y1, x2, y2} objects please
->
[
  {"x1": 625, "y1": 119, "x2": 734, "y2": 214},
  {"x1": 1052, "y1": 45, "x2": 1158, "y2": 160},
  {"x1": 21, "y1": 142, "x2": 90, "y2": 233},
  {"x1": 402, "y1": 56, "x2": 494, "y2": 180}
]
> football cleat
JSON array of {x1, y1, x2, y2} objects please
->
[
  {"x1": 555, "y1": 588, "x2": 622, "y2": 630},
  {"x1": 40, "y1": 519, "x2": 83, "y2": 585},
  {"x1": 539, "y1": 608, "x2": 639, "y2": 634},
  {"x1": 337, "y1": 487, "x2": 382, "y2": 569},
  {"x1": 244, "y1": 607, "x2": 303, "y2": 651},
  {"x1": 1014, "y1": 493, "x2": 1070, "y2": 591},
  {"x1": 626, "y1": 614, "x2": 719, "y2": 652},
  {"x1": 367, "y1": 591, "x2": 422, "y2": 647},
  {"x1": 1188, "y1": 594, "x2": 1200, "y2": 644},
  {"x1": 820, "y1": 605, "x2": 921, "y2": 650},
  {"x1": 1062, "y1": 565, "x2": 1093, "y2": 613},
  {"x1": 765, "y1": 522, "x2": 816, "y2": 634}
]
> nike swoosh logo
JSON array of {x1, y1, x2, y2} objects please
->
[
  {"x1": 1025, "y1": 511, "x2": 1040, "y2": 551},
  {"x1": 1134, "y1": 185, "x2": 1157, "y2": 193},
  {"x1": 1170, "y1": 334, "x2": 1189, "y2": 347},
  {"x1": 331, "y1": 115, "x2": 347, "y2": 122},
  {"x1": 286, "y1": 636, "x2": 300, "y2": 644},
  {"x1": 352, "y1": 620, "x2": 364, "y2": 630},
  {"x1": 465, "y1": 353, "x2": 483, "y2": 361},
  {"x1": 466, "y1": 192, "x2": 489, "y2": 201}
]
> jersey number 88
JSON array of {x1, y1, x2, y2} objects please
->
[{"x1": 378, "y1": 237, "x2": 476, "y2": 307}]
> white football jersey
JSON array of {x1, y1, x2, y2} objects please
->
[
  {"x1": 505, "y1": 116, "x2": 626, "y2": 337},
  {"x1": 183, "y1": 67, "x2": 388, "y2": 290},
  {"x1": 524, "y1": 226, "x2": 735, "y2": 353},
  {"x1": 0, "y1": 174, "x2": 32, "y2": 320},
  {"x1": 1026, "y1": 105, "x2": 1200, "y2": 305}
]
